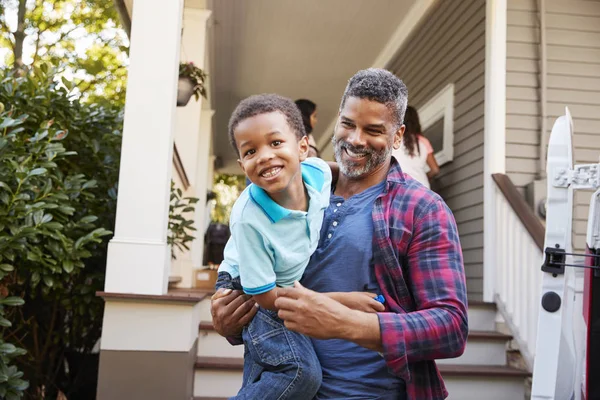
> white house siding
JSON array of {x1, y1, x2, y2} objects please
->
[
  {"x1": 388, "y1": 0, "x2": 486, "y2": 300},
  {"x1": 506, "y1": 0, "x2": 600, "y2": 250},
  {"x1": 506, "y1": 0, "x2": 541, "y2": 192},
  {"x1": 546, "y1": 0, "x2": 600, "y2": 250}
]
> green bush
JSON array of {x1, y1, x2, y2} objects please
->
[
  {"x1": 0, "y1": 66, "x2": 117, "y2": 399},
  {"x1": 0, "y1": 66, "x2": 197, "y2": 398}
]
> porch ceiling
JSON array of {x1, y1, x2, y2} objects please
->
[{"x1": 208, "y1": 0, "x2": 416, "y2": 174}]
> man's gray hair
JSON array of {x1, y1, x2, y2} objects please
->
[{"x1": 339, "y1": 68, "x2": 408, "y2": 127}]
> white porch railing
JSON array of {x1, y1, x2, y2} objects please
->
[{"x1": 492, "y1": 174, "x2": 545, "y2": 370}]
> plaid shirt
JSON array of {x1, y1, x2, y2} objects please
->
[
  {"x1": 374, "y1": 157, "x2": 468, "y2": 399},
  {"x1": 225, "y1": 157, "x2": 468, "y2": 399}
]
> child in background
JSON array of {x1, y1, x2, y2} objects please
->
[{"x1": 215, "y1": 94, "x2": 384, "y2": 399}]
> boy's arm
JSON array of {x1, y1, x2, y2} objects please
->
[
  {"x1": 253, "y1": 288, "x2": 279, "y2": 311},
  {"x1": 325, "y1": 291, "x2": 384, "y2": 313},
  {"x1": 234, "y1": 222, "x2": 278, "y2": 303}
]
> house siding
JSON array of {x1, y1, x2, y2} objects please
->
[
  {"x1": 388, "y1": 0, "x2": 486, "y2": 300},
  {"x1": 506, "y1": 0, "x2": 600, "y2": 250}
]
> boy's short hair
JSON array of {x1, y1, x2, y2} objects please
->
[{"x1": 228, "y1": 94, "x2": 306, "y2": 156}]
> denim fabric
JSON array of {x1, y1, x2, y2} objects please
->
[{"x1": 231, "y1": 307, "x2": 321, "y2": 400}]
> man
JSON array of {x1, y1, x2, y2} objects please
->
[{"x1": 211, "y1": 68, "x2": 468, "y2": 399}]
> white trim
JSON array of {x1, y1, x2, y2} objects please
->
[
  {"x1": 100, "y1": 300, "x2": 203, "y2": 351},
  {"x1": 417, "y1": 83, "x2": 455, "y2": 166},
  {"x1": 316, "y1": 0, "x2": 437, "y2": 154},
  {"x1": 483, "y1": 0, "x2": 507, "y2": 302}
]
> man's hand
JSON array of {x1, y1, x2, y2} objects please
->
[
  {"x1": 328, "y1": 291, "x2": 385, "y2": 313},
  {"x1": 275, "y1": 281, "x2": 355, "y2": 339},
  {"x1": 210, "y1": 288, "x2": 258, "y2": 337},
  {"x1": 275, "y1": 282, "x2": 384, "y2": 351}
]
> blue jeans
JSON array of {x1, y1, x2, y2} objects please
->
[
  {"x1": 231, "y1": 307, "x2": 321, "y2": 400},
  {"x1": 216, "y1": 273, "x2": 321, "y2": 400}
]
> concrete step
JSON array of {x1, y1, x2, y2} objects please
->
[
  {"x1": 194, "y1": 357, "x2": 243, "y2": 398},
  {"x1": 193, "y1": 356, "x2": 530, "y2": 399},
  {"x1": 198, "y1": 322, "x2": 244, "y2": 358},
  {"x1": 439, "y1": 364, "x2": 530, "y2": 400},
  {"x1": 467, "y1": 300, "x2": 497, "y2": 331},
  {"x1": 197, "y1": 319, "x2": 511, "y2": 366},
  {"x1": 437, "y1": 330, "x2": 511, "y2": 366}
]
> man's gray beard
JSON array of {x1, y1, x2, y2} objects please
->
[{"x1": 332, "y1": 135, "x2": 392, "y2": 179}]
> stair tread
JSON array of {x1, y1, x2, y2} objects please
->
[
  {"x1": 467, "y1": 300, "x2": 497, "y2": 309},
  {"x1": 198, "y1": 321, "x2": 512, "y2": 342},
  {"x1": 468, "y1": 330, "x2": 512, "y2": 340},
  {"x1": 196, "y1": 356, "x2": 243, "y2": 370},
  {"x1": 438, "y1": 364, "x2": 530, "y2": 377},
  {"x1": 192, "y1": 398, "x2": 228, "y2": 400},
  {"x1": 195, "y1": 356, "x2": 529, "y2": 378}
]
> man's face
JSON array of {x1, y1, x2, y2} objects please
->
[{"x1": 332, "y1": 97, "x2": 403, "y2": 179}]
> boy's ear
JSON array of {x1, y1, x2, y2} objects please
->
[
  {"x1": 393, "y1": 124, "x2": 405, "y2": 150},
  {"x1": 237, "y1": 158, "x2": 246, "y2": 174},
  {"x1": 298, "y1": 135, "x2": 309, "y2": 161}
]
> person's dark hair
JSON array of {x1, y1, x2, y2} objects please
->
[
  {"x1": 295, "y1": 99, "x2": 317, "y2": 135},
  {"x1": 228, "y1": 94, "x2": 306, "y2": 156},
  {"x1": 402, "y1": 105, "x2": 422, "y2": 157},
  {"x1": 339, "y1": 68, "x2": 408, "y2": 128}
]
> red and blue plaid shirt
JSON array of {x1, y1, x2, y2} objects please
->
[{"x1": 374, "y1": 157, "x2": 468, "y2": 399}]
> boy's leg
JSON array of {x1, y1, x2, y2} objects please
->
[{"x1": 231, "y1": 308, "x2": 321, "y2": 400}]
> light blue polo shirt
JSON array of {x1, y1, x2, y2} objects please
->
[{"x1": 218, "y1": 157, "x2": 331, "y2": 295}]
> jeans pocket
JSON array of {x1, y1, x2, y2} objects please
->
[{"x1": 245, "y1": 309, "x2": 295, "y2": 367}]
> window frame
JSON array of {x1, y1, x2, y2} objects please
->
[{"x1": 417, "y1": 83, "x2": 455, "y2": 166}]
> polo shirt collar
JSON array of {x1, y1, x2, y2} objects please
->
[{"x1": 249, "y1": 164, "x2": 317, "y2": 223}]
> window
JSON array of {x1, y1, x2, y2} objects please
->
[{"x1": 417, "y1": 83, "x2": 454, "y2": 166}]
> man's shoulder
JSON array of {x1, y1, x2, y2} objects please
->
[{"x1": 387, "y1": 174, "x2": 446, "y2": 215}]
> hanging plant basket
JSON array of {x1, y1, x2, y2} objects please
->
[
  {"x1": 177, "y1": 76, "x2": 195, "y2": 107},
  {"x1": 177, "y1": 62, "x2": 208, "y2": 107}
]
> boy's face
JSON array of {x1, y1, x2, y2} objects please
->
[{"x1": 236, "y1": 111, "x2": 308, "y2": 194}]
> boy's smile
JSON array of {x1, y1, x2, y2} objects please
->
[{"x1": 236, "y1": 111, "x2": 308, "y2": 207}]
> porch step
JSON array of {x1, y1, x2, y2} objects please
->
[
  {"x1": 468, "y1": 300, "x2": 497, "y2": 331},
  {"x1": 197, "y1": 320, "x2": 511, "y2": 365},
  {"x1": 193, "y1": 356, "x2": 529, "y2": 399},
  {"x1": 198, "y1": 297, "x2": 499, "y2": 332},
  {"x1": 440, "y1": 364, "x2": 530, "y2": 400}
]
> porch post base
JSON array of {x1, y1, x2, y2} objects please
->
[
  {"x1": 104, "y1": 238, "x2": 170, "y2": 295},
  {"x1": 97, "y1": 340, "x2": 197, "y2": 400}
]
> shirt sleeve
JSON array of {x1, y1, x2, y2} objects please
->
[
  {"x1": 218, "y1": 236, "x2": 238, "y2": 277},
  {"x1": 233, "y1": 221, "x2": 277, "y2": 295},
  {"x1": 302, "y1": 157, "x2": 332, "y2": 208},
  {"x1": 377, "y1": 198, "x2": 468, "y2": 381},
  {"x1": 419, "y1": 135, "x2": 434, "y2": 155}
]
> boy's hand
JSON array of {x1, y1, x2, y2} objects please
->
[
  {"x1": 326, "y1": 291, "x2": 385, "y2": 313},
  {"x1": 211, "y1": 288, "x2": 258, "y2": 337}
]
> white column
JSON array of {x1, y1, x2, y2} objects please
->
[
  {"x1": 174, "y1": 9, "x2": 212, "y2": 182},
  {"x1": 483, "y1": 0, "x2": 507, "y2": 302},
  {"x1": 191, "y1": 110, "x2": 215, "y2": 269},
  {"x1": 171, "y1": 9, "x2": 212, "y2": 287},
  {"x1": 104, "y1": 0, "x2": 184, "y2": 295}
]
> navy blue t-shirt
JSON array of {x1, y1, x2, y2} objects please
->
[{"x1": 301, "y1": 180, "x2": 406, "y2": 400}]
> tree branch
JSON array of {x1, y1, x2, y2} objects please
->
[{"x1": 13, "y1": 0, "x2": 27, "y2": 69}]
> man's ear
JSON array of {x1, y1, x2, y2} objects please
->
[
  {"x1": 393, "y1": 124, "x2": 405, "y2": 150},
  {"x1": 298, "y1": 135, "x2": 309, "y2": 161}
]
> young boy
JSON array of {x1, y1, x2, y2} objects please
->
[{"x1": 216, "y1": 94, "x2": 384, "y2": 400}]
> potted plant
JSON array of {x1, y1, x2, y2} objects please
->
[{"x1": 177, "y1": 61, "x2": 208, "y2": 107}]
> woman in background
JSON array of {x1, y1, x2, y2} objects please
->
[
  {"x1": 393, "y1": 105, "x2": 440, "y2": 188},
  {"x1": 295, "y1": 99, "x2": 319, "y2": 157}
]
